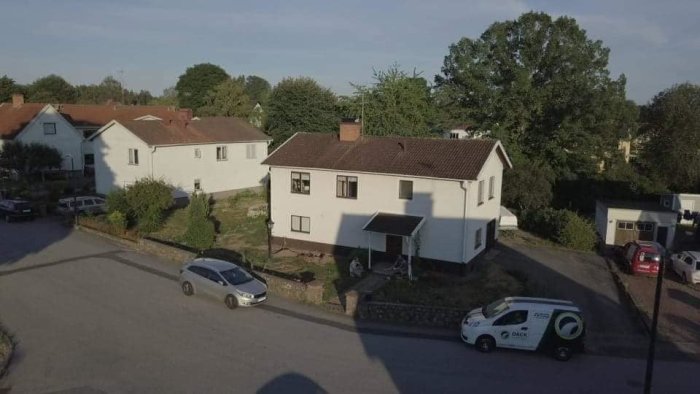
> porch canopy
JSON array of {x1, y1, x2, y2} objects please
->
[{"x1": 362, "y1": 212, "x2": 425, "y2": 279}]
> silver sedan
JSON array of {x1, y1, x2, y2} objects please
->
[{"x1": 179, "y1": 258, "x2": 267, "y2": 308}]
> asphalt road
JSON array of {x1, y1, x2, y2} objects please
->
[{"x1": 0, "y1": 218, "x2": 698, "y2": 393}]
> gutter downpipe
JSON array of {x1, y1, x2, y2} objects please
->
[
  {"x1": 460, "y1": 180, "x2": 470, "y2": 268},
  {"x1": 150, "y1": 146, "x2": 156, "y2": 178}
]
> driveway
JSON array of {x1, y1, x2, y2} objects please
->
[
  {"x1": 495, "y1": 239, "x2": 695, "y2": 359},
  {"x1": 0, "y1": 219, "x2": 698, "y2": 393}
]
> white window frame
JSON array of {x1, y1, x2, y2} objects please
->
[
  {"x1": 43, "y1": 122, "x2": 56, "y2": 135},
  {"x1": 194, "y1": 179, "x2": 201, "y2": 191},
  {"x1": 291, "y1": 215, "x2": 310, "y2": 233},
  {"x1": 128, "y1": 148, "x2": 139, "y2": 165},
  {"x1": 489, "y1": 176, "x2": 495, "y2": 200},
  {"x1": 194, "y1": 148, "x2": 201, "y2": 159},
  {"x1": 291, "y1": 171, "x2": 310, "y2": 194},
  {"x1": 246, "y1": 144, "x2": 257, "y2": 159},
  {"x1": 216, "y1": 146, "x2": 228, "y2": 161},
  {"x1": 478, "y1": 180, "x2": 484, "y2": 205},
  {"x1": 399, "y1": 180, "x2": 413, "y2": 200},
  {"x1": 337, "y1": 175, "x2": 358, "y2": 199}
]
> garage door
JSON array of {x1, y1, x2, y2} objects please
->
[{"x1": 614, "y1": 221, "x2": 655, "y2": 245}]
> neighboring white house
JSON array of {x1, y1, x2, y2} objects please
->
[
  {"x1": 443, "y1": 124, "x2": 491, "y2": 140},
  {"x1": 660, "y1": 193, "x2": 700, "y2": 225},
  {"x1": 595, "y1": 200, "x2": 677, "y2": 249},
  {"x1": 90, "y1": 117, "x2": 271, "y2": 199},
  {"x1": 262, "y1": 121, "x2": 512, "y2": 274},
  {"x1": 0, "y1": 93, "x2": 188, "y2": 172}
]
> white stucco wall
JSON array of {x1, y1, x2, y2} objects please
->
[
  {"x1": 93, "y1": 124, "x2": 151, "y2": 195},
  {"x1": 16, "y1": 106, "x2": 84, "y2": 171},
  {"x1": 600, "y1": 207, "x2": 677, "y2": 248},
  {"x1": 269, "y1": 147, "x2": 505, "y2": 264},
  {"x1": 93, "y1": 122, "x2": 269, "y2": 198},
  {"x1": 152, "y1": 141, "x2": 269, "y2": 198}
]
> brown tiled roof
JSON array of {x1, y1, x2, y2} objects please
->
[
  {"x1": 107, "y1": 117, "x2": 271, "y2": 146},
  {"x1": 0, "y1": 102, "x2": 183, "y2": 139},
  {"x1": 0, "y1": 103, "x2": 46, "y2": 139},
  {"x1": 262, "y1": 133, "x2": 507, "y2": 180}
]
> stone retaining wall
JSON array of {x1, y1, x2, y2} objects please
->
[
  {"x1": 358, "y1": 301, "x2": 469, "y2": 329},
  {"x1": 258, "y1": 272, "x2": 324, "y2": 305},
  {"x1": 138, "y1": 238, "x2": 197, "y2": 263}
]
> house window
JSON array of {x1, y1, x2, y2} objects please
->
[
  {"x1": 291, "y1": 172, "x2": 310, "y2": 194},
  {"x1": 399, "y1": 180, "x2": 413, "y2": 200},
  {"x1": 489, "y1": 176, "x2": 495, "y2": 199},
  {"x1": 194, "y1": 179, "x2": 201, "y2": 191},
  {"x1": 291, "y1": 215, "x2": 310, "y2": 233},
  {"x1": 475, "y1": 228, "x2": 483, "y2": 249},
  {"x1": 43, "y1": 123, "x2": 56, "y2": 135},
  {"x1": 478, "y1": 180, "x2": 485, "y2": 205},
  {"x1": 84, "y1": 154, "x2": 95, "y2": 166},
  {"x1": 246, "y1": 144, "x2": 257, "y2": 159},
  {"x1": 449, "y1": 132, "x2": 459, "y2": 139},
  {"x1": 337, "y1": 175, "x2": 358, "y2": 199},
  {"x1": 216, "y1": 146, "x2": 227, "y2": 161},
  {"x1": 194, "y1": 148, "x2": 201, "y2": 158},
  {"x1": 128, "y1": 148, "x2": 139, "y2": 165}
]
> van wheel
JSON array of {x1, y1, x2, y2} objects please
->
[
  {"x1": 225, "y1": 295, "x2": 238, "y2": 310},
  {"x1": 181, "y1": 281, "x2": 194, "y2": 296},
  {"x1": 554, "y1": 346, "x2": 572, "y2": 361},
  {"x1": 475, "y1": 336, "x2": 495, "y2": 353}
]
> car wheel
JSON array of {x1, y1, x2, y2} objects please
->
[
  {"x1": 554, "y1": 346, "x2": 573, "y2": 361},
  {"x1": 475, "y1": 336, "x2": 495, "y2": 353},
  {"x1": 181, "y1": 281, "x2": 194, "y2": 296},
  {"x1": 225, "y1": 295, "x2": 238, "y2": 310}
]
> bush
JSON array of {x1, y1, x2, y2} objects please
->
[
  {"x1": 522, "y1": 208, "x2": 596, "y2": 251},
  {"x1": 106, "y1": 188, "x2": 130, "y2": 215},
  {"x1": 183, "y1": 192, "x2": 215, "y2": 251},
  {"x1": 107, "y1": 211, "x2": 127, "y2": 233},
  {"x1": 138, "y1": 206, "x2": 165, "y2": 234},
  {"x1": 124, "y1": 178, "x2": 172, "y2": 233}
]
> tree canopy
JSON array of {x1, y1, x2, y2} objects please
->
[
  {"x1": 348, "y1": 65, "x2": 436, "y2": 136},
  {"x1": 175, "y1": 63, "x2": 229, "y2": 113},
  {"x1": 27, "y1": 74, "x2": 78, "y2": 103},
  {"x1": 435, "y1": 12, "x2": 635, "y2": 178},
  {"x1": 0, "y1": 75, "x2": 21, "y2": 103},
  {"x1": 244, "y1": 75, "x2": 272, "y2": 105},
  {"x1": 639, "y1": 83, "x2": 700, "y2": 192},
  {"x1": 198, "y1": 78, "x2": 252, "y2": 117},
  {"x1": 266, "y1": 77, "x2": 338, "y2": 145},
  {"x1": 0, "y1": 141, "x2": 63, "y2": 176}
]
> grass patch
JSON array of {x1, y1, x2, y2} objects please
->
[{"x1": 372, "y1": 264, "x2": 528, "y2": 310}]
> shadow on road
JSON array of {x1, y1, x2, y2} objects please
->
[{"x1": 257, "y1": 372, "x2": 327, "y2": 394}]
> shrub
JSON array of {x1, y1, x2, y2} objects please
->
[
  {"x1": 106, "y1": 188, "x2": 130, "y2": 215},
  {"x1": 555, "y1": 211, "x2": 597, "y2": 251},
  {"x1": 107, "y1": 211, "x2": 127, "y2": 233},
  {"x1": 124, "y1": 178, "x2": 172, "y2": 232},
  {"x1": 183, "y1": 192, "x2": 215, "y2": 251}
]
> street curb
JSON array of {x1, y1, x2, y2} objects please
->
[
  {"x1": 603, "y1": 255, "x2": 651, "y2": 333},
  {"x1": 0, "y1": 328, "x2": 15, "y2": 380}
]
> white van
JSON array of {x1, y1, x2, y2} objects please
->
[
  {"x1": 460, "y1": 297, "x2": 585, "y2": 361},
  {"x1": 57, "y1": 196, "x2": 106, "y2": 215}
]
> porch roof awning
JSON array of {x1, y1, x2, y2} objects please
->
[{"x1": 362, "y1": 212, "x2": 425, "y2": 237}]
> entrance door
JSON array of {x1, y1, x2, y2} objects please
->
[
  {"x1": 386, "y1": 235, "x2": 403, "y2": 257},
  {"x1": 656, "y1": 226, "x2": 668, "y2": 248},
  {"x1": 486, "y1": 219, "x2": 497, "y2": 249}
]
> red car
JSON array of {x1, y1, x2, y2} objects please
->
[{"x1": 619, "y1": 241, "x2": 663, "y2": 276}]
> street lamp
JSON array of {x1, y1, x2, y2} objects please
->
[
  {"x1": 63, "y1": 154, "x2": 77, "y2": 226},
  {"x1": 267, "y1": 219, "x2": 274, "y2": 260}
]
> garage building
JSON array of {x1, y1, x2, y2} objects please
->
[{"x1": 595, "y1": 200, "x2": 677, "y2": 249}]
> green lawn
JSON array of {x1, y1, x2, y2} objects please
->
[{"x1": 372, "y1": 264, "x2": 528, "y2": 310}]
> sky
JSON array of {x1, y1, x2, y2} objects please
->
[{"x1": 1, "y1": 0, "x2": 698, "y2": 104}]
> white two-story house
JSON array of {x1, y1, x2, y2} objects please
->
[
  {"x1": 90, "y1": 116, "x2": 271, "y2": 199},
  {"x1": 262, "y1": 122, "x2": 512, "y2": 274}
]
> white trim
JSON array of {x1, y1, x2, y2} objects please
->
[{"x1": 475, "y1": 141, "x2": 513, "y2": 179}]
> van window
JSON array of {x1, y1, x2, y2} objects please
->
[
  {"x1": 483, "y1": 298, "x2": 509, "y2": 318},
  {"x1": 493, "y1": 310, "x2": 529, "y2": 326}
]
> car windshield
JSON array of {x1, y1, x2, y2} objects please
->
[
  {"x1": 220, "y1": 267, "x2": 254, "y2": 285},
  {"x1": 482, "y1": 298, "x2": 509, "y2": 318}
]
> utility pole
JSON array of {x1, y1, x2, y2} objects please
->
[{"x1": 643, "y1": 257, "x2": 665, "y2": 394}]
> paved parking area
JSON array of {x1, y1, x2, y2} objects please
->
[{"x1": 0, "y1": 219, "x2": 698, "y2": 393}]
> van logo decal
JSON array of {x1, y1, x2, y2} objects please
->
[
  {"x1": 554, "y1": 312, "x2": 584, "y2": 340},
  {"x1": 500, "y1": 331, "x2": 509, "y2": 340}
]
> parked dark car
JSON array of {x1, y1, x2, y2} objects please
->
[{"x1": 0, "y1": 199, "x2": 35, "y2": 222}]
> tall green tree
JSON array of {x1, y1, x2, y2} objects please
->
[
  {"x1": 266, "y1": 77, "x2": 338, "y2": 145},
  {"x1": 244, "y1": 75, "x2": 272, "y2": 105},
  {"x1": 198, "y1": 78, "x2": 252, "y2": 117},
  {"x1": 0, "y1": 75, "x2": 20, "y2": 103},
  {"x1": 76, "y1": 76, "x2": 123, "y2": 104},
  {"x1": 640, "y1": 83, "x2": 700, "y2": 192},
  {"x1": 27, "y1": 74, "x2": 77, "y2": 103},
  {"x1": 435, "y1": 12, "x2": 634, "y2": 178},
  {"x1": 175, "y1": 63, "x2": 229, "y2": 113},
  {"x1": 349, "y1": 65, "x2": 436, "y2": 136},
  {"x1": 0, "y1": 141, "x2": 62, "y2": 177}
]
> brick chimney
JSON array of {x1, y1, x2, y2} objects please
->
[
  {"x1": 339, "y1": 118, "x2": 361, "y2": 142},
  {"x1": 12, "y1": 93, "x2": 24, "y2": 108},
  {"x1": 178, "y1": 108, "x2": 193, "y2": 122}
]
